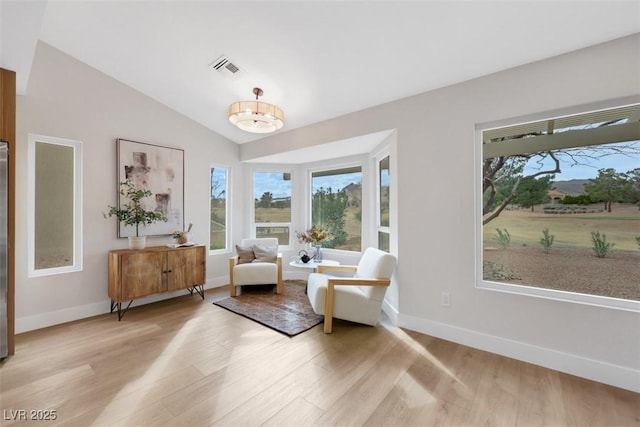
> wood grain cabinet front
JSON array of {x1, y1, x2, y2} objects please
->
[{"x1": 108, "y1": 245, "x2": 206, "y2": 320}]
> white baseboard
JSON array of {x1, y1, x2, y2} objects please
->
[
  {"x1": 16, "y1": 275, "x2": 229, "y2": 334},
  {"x1": 399, "y1": 313, "x2": 640, "y2": 393},
  {"x1": 382, "y1": 299, "x2": 399, "y2": 325},
  {"x1": 16, "y1": 301, "x2": 108, "y2": 334},
  {"x1": 205, "y1": 275, "x2": 229, "y2": 289}
]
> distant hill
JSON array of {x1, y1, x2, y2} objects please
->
[
  {"x1": 342, "y1": 182, "x2": 362, "y2": 207},
  {"x1": 552, "y1": 179, "x2": 590, "y2": 196}
]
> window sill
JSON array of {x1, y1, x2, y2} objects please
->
[{"x1": 477, "y1": 280, "x2": 640, "y2": 312}]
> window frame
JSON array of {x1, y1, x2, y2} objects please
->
[
  {"x1": 475, "y1": 98, "x2": 640, "y2": 312},
  {"x1": 375, "y1": 151, "x2": 391, "y2": 252},
  {"x1": 27, "y1": 133, "x2": 83, "y2": 277},
  {"x1": 251, "y1": 168, "x2": 294, "y2": 248},
  {"x1": 209, "y1": 164, "x2": 230, "y2": 254}
]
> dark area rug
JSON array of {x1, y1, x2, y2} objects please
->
[{"x1": 212, "y1": 280, "x2": 324, "y2": 336}]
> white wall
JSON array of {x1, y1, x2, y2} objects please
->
[
  {"x1": 15, "y1": 42, "x2": 242, "y2": 332},
  {"x1": 240, "y1": 34, "x2": 640, "y2": 391}
]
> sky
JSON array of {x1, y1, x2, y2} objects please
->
[
  {"x1": 522, "y1": 141, "x2": 639, "y2": 181},
  {"x1": 253, "y1": 172, "x2": 292, "y2": 199},
  {"x1": 312, "y1": 172, "x2": 363, "y2": 194},
  {"x1": 248, "y1": 171, "x2": 364, "y2": 199}
]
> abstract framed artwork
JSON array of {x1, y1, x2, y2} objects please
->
[{"x1": 116, "y1": 138, "x2": 184, "y2": 237}]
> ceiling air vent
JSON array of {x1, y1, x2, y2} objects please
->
[{"x1": 210, "y1": 55, "x2": 240, "y2": 75}]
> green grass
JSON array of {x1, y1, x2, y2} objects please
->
[
  {"x1": 254, "y1": 207, "x2": 291, "y2": 223},
  {"x1": 483, "y1": 203, "x2": 639, "y2": 251},
  {"x1": 210, "y1": 224, "x2": 225, "y2": 250}
]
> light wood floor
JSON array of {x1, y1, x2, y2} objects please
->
[{"x1": 1, "y1": 286, "x2": 638, "y2": 426}]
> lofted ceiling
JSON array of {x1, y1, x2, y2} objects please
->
[{"x1": 1, "y1": 1, "x2": 639, "y2": 147}]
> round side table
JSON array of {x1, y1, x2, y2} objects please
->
[
  {"x1": 288, "y1": 259, "x2": 339, "y2": 271},
  {"x1": 289, "y1": 259, "x2": 340, "y2": 294}
]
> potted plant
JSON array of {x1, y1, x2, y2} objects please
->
[{"x1": 105, "y1": 180, "x2": 167, "y2": 249}]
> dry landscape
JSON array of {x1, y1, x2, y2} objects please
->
[
  {"x1": 483, "y1": 204, "x2": 640, "y2": 301},
  {"x1": 484, "y1": 246, "x2": 639, "y2": 300}
]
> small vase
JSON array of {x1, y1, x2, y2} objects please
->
[
  {"x1": 314, "y1": 244, "x2": 322, "y2": 262},
  {"x1": 175, "y1": 232, "x2": 188, "y2": 244},
  {"x1": 128, "y1": 236, "x2": 146, "y2": 250}
]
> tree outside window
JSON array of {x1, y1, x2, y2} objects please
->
[
  {"x1": 311, "y1": 167, "x2": 362, "y2": 251},
  {"x1": 210, "y1": 167, "x2": 228, "y2": 251}
]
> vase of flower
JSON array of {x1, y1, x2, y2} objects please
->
[
  {"x1": 172, "y1": 231, "x2": 188, "y2": 244},
  {"x1": 296, "y1": 225, "x2": 332, "y2": 262},
  {"x1": 172, "y1": 223, "x2": 193, "y2": 245}
]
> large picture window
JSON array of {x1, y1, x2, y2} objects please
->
[
  {"x1": 479, "y1": 103, "x2": 639, "y2": 310},
  {"x1": 210, "y1": 167, "x2": 228, "y2": 251},
  {"x1": 253, "y1": 171, "x2": 292, "y2": 245},
  {"x1": 312, "y1": 166, "x2": 362, "y2": 251}
]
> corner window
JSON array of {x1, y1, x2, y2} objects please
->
[
  {"x1": 28, "y1": 134, "x2": 83, "y2": 277},
  {"x1": 377, "y1": 155, "x2": 390, "y2": 252},
  {"x1": 210, "y1": 166, "x2": 229, "y2": 251},
  {"x1": 253, "y1": 171, "x2": 292, "y2": 245},
  {"x1": 478, "y1": 103, "x2": 640, "y2": 310},
  {"x1": 311, "y1": 166, "x2": 362, "y2": 251}
]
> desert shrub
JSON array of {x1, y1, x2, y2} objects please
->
[
  {"x1": 539, "y1": 228, "x2": 554, "y2": 253},
  {"x1": 636, "y1": 236, "x2": 640, "y2": 251},
  {"x1": 591, "y1": 231, "x2": 615, "y2": 258},
  {"x1": 493, "y1": 228, "x2": 511, "y2": 249}
]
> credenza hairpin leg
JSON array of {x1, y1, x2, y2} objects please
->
[
  {"x1": 110, "y1": 299, "x2": 133, "y2": 321},
  {"x1": 188, "y1": 284, "x2": 205, "y2": 300}
]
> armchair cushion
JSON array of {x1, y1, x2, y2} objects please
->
[
  {"x1": 307, "y1": 274, "x2": 383, "y2": 326},
  {"x1": 252, "y1": 244, "x2": 278, "y2": 263},
  {"x1": 355, "y1": 249, "x2": 397, "y2": 301},
  {"x1": 235, "y1": 244, "x2": 256, "y2": 264},
  {"x1": 241, "y1": 237, "x2": 278, "y2": 248},
  {"x1": 233, "y1": 262, "x2": 278, "y2": 285}
]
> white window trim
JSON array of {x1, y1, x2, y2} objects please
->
[
  {"x1": 27, "y1": 133, "x2": 83, "y2": 277},
  {"x1": 475, "y1": 97, "x2": 640, "y2": 313},
  {"x1": 209, "y1": 164, "x2": 230, "y2": 254},
  {"x1": 374, "y1": 150, "x2": 390, "y2": 251}
]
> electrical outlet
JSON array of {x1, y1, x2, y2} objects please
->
[{"x1": 441, "y1": 292, "x2": 451, "y2": 307}]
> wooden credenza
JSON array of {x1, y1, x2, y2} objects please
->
[{"x1": 108, "y1": 245, "x2": 206, "y2": 320}]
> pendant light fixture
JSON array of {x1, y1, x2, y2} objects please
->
[{"x1": 228, "y1": 87, "x2": 284, "y2": 134}]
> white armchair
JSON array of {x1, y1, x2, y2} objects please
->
[
  {"x1": 229, "y1": 238, "x2": 283, "y2": 297},
  {"x1": 306, "y1": 247, "x2": 397, "y2": 333}
]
